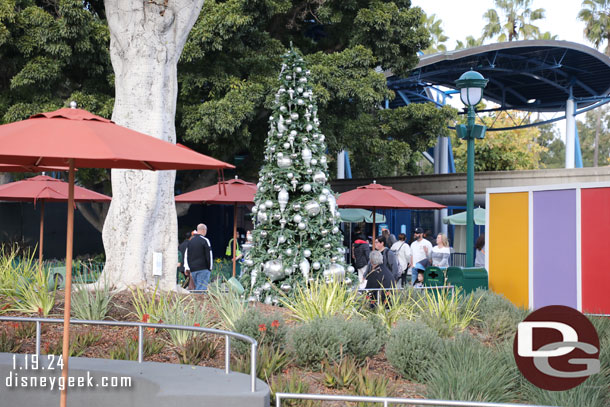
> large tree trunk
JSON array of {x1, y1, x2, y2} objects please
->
[{"x1": 101, "y1": 0, "x2": 204, "y2": 290}]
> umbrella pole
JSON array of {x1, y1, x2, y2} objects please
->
[
  {"x1": 60, "y1": 160, "x2": 75, "y2": 407},
  {"x1": 38, "y1": 201, "x2": 44, "y2": 273},
  {"x1": 232, "y1": 203, "x2": 237, "y2": 278},
  {"x1": 372, "y1": 208, "x2": 376, "y2": 243}
]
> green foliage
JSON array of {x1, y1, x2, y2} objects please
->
[
  {"x1": 176, "y1": 335, "x2": 218, "y2": 365},
  {"x1": 109, "y1": 336, "x2": 165, "y2": 361},
  {"x1": 421, "y1": 13, "x2": 448, "y2": 54},
  {"x1": 321, "y1": 355, "x2": 359, "y2": 389},
  {"x1": 46, "y1": 331, "x2": 102, "y2": 357},
  {"x1": 4, "y1": 251, "x2": 56, "y2": 317},
  {"x1": 232, "y1": 344, "x2": 291, "y2": 381},
  {"x1": 14, "y1": 321, "x2": 37, "y2": 339},
  {"x1": 577, "y1": 105, "x2": 610, "y2": 167},
  {"x1": 481, "y1": 0, "x2": 546, "y2": 42},
  {"x1": 471, "y1": 288, "x2": 529, "y2": 342},
  {"x1": 425, "y1": 334, "x2": 521, "y2": 403},
  {"x1": 363, "y1": 288, "x2": 418, "y2": 333},
  {"x1": 452, "y1": 111, "x2": 546, "y2": 172},
  {"x1": 162, "y1": 297, "x2": 211, "y2": 348},
  {"x1": 386, "y1": 320, "x2": 442, "y2": 382},
  {"x1": 537, "y1": 123, "x2": 565, "y2": 169},
  {"x1": 0, "y1": 325, "x2": 22, "y2": 352},
  {"x1": 280, "y1": 279, "x2": 363, "y2": 323},
  {"x1": 416, "y1": 287, "x2": 481, "y2": 338},
  {"x1": 578, "y1": 0, "x2": 610, "y2": 56},
  {"x1": 179, "y1": 0, "x2": 455, "y2": 182},
  {"x1": 353, "y1": 365, "x2": 397, "y2": 405},
  {"x1": 130, "y1": 285, "x2": 168, "y2": 324},
  {"x1": 207, "y1": 280, "x2": 248, "y2": 331},
  {"x1": 71, "y1": 277, "x2": 115, "y2": 321},
  {"x1": 232, "y1": 308, "x2": 286, "y2": 354},
  {"x1": 270, "y1": 371, "x2": 320, "y2": 407},
  {"x1": 288, "y1": 316, "x2": 381, "y2": 369}
]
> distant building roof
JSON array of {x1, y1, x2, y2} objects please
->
[{"x1": 387, "y1": 40, "x2": 610, "y2": 113}]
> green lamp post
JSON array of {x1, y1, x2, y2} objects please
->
[{"x1": 455, "y1": 70, "x2": 488, "y2": 267}]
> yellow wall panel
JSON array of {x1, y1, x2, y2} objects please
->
[{"x1": 488, "y1": 192, "x2": 529, "y2": 308}]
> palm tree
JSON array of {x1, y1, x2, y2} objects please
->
[
  {"x1": 536, "y1": 31, "x2": 558, "y2": 40},
  {"x1": 422, "y1": 13, "x2": 449, "y2": 54},
  {"x1": 455, "y1": 36, "x2": 484, "y2": 50},
  {"x1": 482, "y1": 0, "x2": 545, "y2": 42},
  {"x1": 578, "y1": 0, "x2": 610, "y2": 166},
  {"x1": 578, "y1": 0, "x2": 610, "y2": 56}
]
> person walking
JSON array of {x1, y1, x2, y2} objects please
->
[
  {"x1": 374, "y1": 235, "x2": 400, "y2": 281},
  {"x1": 381, "y1": 228, "x2": 397, "y2": 248},
  {"x1": 390, "y1": 233, "x2": 411, "y2": 288},
  {"x1": 410, "y1": 227, "x2": 432, "y2": 284},
  {"x1": 184, "y1": 223, "x2": 213, "y2": 290},
  {"x1": 431, "y1": 233, "x2": 451, "y2": 268},
  {"x1": 353, "y1": 234, "x2": 371, "y2": 285}
]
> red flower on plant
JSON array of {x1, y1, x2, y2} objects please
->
[
  {"x1": 258, "y1": 323, "x2": 267, "y2": 332},
  {"x1": 142, "y1": 314, "x2": 150, "y2": 323},
  {"x1": 1, "y1": 304, "x2": 10, "y2": 310},
  {"x1": 271, "y1": 320, "x2": 280, "y2": 329},
  {"x1": 193, "y1": 323, "x2": 200, "y2": 327},
  {"x1": 37, "y1": 307, "x2": 43, "y2": 316}
]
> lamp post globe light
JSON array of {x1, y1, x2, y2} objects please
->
[{"x1": 455, "y1": 70, "x2": 488, "y2": 267}]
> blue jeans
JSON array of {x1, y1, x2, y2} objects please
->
[{"x1": 191, "y1": 269, "x2": 211, "y2": 290}]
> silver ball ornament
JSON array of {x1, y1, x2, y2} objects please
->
[
  {"x1": 293, "y1": 214, "x2": 302, "y2": 223},
  {"x1": 332, "y1": 226, "x2": 339, "y2": 234},
  {"x1": 312, "y1": 261, "x2": 321, "y2": 270},
  {"x1": 303, "y1": 184, "x2": 312, "y2": 192},
  {"x1": 287, "y1": 172, "x2": 294, "y2": 179},
  {"x1": 303, "y1": 249, "x2": 312, "y2": 257},
  {"x1": 347, "y1": 266, "x2": 355, "y2": 273},
  {"x1": 319, "y1": 194, "x2": 328, "y2": 203},
  {"x1": 298, "y1": 222, "x2": 306, "y2": 230},
  {"x1": 283, "y1": 142, "x2": 290, "y2": 149}
]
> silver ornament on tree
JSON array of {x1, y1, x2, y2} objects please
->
[
  {"x1": 280, "y1": 283, "x2": 292, "y2": 292},
  {"x1": 323, "y1": 263, "x2": 345, "y2": 281},
  {"x1": 277, "y1": 156, "x2": 292, "y2": 168},
  {"x1": 298, "y1": 222, "x2": 306, "y2": 230},
  {"x1": 303, "y1": 249, "x2": 312, "y2": 258},
  {"x1": 327, "y1": 194, "x2": 337, "y2": 218},
  {"x1": 278, "y1": 188, "x2": 289, "y2": 213},
  {"x1": 293, "y1": 214, "x2": 302, "y2": 223},
  {"x1": 264, "y1": 260, "x2": 284, "y2": 281},
  {"x1": 303, "y1": 184, "x2": 312, "y2": 192},
  {"x1": 313, "y1": 171, "x2": 326, "y2": 183},
  {"x1": 312, "y1": 261, "x2": 321, "y2": 270},
  {"x1": 304, "y1": 200, "x2": 321, "y2": 216},
  {"x1": 301, "y1": 148, "x2": 312, "y2": 167},
  {"x1": 299, "y1": 258, "x2": 310, "y2": 281},
  {"x1": 291, "y1": 179, "x2": 298, "y2": 190}
]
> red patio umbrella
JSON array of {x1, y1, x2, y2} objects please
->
[
  {"x1": 0, "y1": 175, "x2": 111, "y2": 269},
  {"x1": 0, "y1": 106, "x2": 234, "y2": 407},
  {"x1": 0, "y1": 164, "x2": 70, "y2": 172},
  {"x1": 337, "y1": 181, "x2": 446, "y2": 240},
  {"x1": 175, "y1": 177, "x2": 256, "y2": 277}
]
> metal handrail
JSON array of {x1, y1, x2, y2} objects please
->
[
  {"x1": 275, "y1": 393, "x2": 558, "y2": 407},
  {"x1": 0, "y1": 316, "x2": 258, "y2": 392}
]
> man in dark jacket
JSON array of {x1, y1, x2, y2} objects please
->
[
  {"x1": 352, "y1": 234, "x2": 371, "y2": 284},
  {"x1": 185, "y1": 224, "x2": 213, "y2": 290}
]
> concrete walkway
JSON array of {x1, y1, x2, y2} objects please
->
[{"x1": 0, "y1": 353, "x2": 269, "y2": 406}]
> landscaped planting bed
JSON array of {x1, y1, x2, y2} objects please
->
[{"x1": 1, "y1": 253, "x2": 608, "y2": 406}]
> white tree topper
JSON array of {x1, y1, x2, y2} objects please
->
[{"x1": 101, "y1": 0, "x2": 204, "y2": 290}]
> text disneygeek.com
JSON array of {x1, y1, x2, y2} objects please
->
[{"x1": 4, "y1": 371, "x2": 132, "y2": 391}]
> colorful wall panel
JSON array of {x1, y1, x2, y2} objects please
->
[
  {"x1": 487, "y1": 182, "x2": 610, "y2": 314},
  {"x1": 581, "y1": 187, "x2": 610, "y2": 314},
  {"x1": 488, "y1": 192, "x2": 529, "y2": 308},
  {"x1": 532, "y1": 190, "x2": 577, "y2": 309}
]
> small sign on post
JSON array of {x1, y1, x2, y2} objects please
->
[{"x1": 152, "y1": 252, "x2": 163, "y2": 276}]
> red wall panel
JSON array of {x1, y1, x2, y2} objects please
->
[{"x1": 581, "y1": 187, "x2": 610, "y2": 314}]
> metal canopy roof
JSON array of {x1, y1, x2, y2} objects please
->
[{"x1": 387, "y1": 40, "x2": 610, "y2": 113}]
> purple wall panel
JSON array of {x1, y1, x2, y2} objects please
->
[{"x1": 532, "y1": 189, "x2": 577, "y2": 309}]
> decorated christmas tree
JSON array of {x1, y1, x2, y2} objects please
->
[{"x1": 241, "y1": 46, "x2": 352, "y2": 303}]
